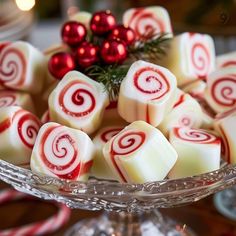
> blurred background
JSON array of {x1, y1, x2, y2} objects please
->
[{"x1": 0, "y1": 0, "x2": 236, "y2": 53}]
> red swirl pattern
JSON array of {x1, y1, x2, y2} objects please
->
[
  {"x1": 221, "y1": 60, "x2": 236, "y2": 68},
  {"x1": 16, "y1": 110, "x2": 41, "y2": 149},
  {"x1": 59, "y1": 81, "x2": 96, "y2": 118},
  {"x1": 179, "y1": 117, "x2": 191, "y2": 127},
  {"x1": 110, "y1": 131, "x2": 146, "y2": 182},
  {"x1": 189, "y1": 35, "x2": 211, "y2": 79},
  {"x1": 173, "y1": 127, "x2": 220, "y2": 144},
  {"x1": 100, "y1": 128, "x2": 122, "y2": 143},
  {"x1": 211, "y1": 76, "x2": 236, "y2": 107},
  {"x1": 40, "y1": 125, "x2": 80, "y2": 179},
  {"x1": 0, "y1": 48, "x2": 26, "y2": 88},
  {"x1": 0, "y1": 93, "x2": 16, "y2": 108},
  {"x1": 133, "y1": 67, "x2": 170, "y2": 100},
  {"x1": 128, "y1": 8, "x2": 165, "y2": 39}
]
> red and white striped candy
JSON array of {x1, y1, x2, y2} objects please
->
[
  {"x1": 0, "y1": 41, "x2": 45, "y2": 94},
  {"x1": 31, "y1": 122, "x2": 95, "y2": 181},
  {"x1": 49, "y1": 71, "x2": 109, "y2": 134},
  {"x1": 205, "y1": 67, "x2": 236, "y2": 114},
  {"x1": 118, "y1": 60, "x2": 177, "y2": 126},
  {"x1": 92, "y1": 126, "x2": 123, "y2": 180},
  {"x1": 0, "y1": 106, "x2": 41, "y2": 167},
  {"x1": 169, "y1": 127, "x2": 221, "y2": 178},
  {"x1": 0, "y1": 90, "x2": 35, "y2": 112},
  {"x1": 41, "y1": 109, "x2": 50, "y2": 124},
  {"x1": 103, "y1": 121, "x2": 177, "y2": 183},
  {"x1": 158, "y1": 89, "x2": 203, "y2": 136},
  {"x1": 123, "y1": 6, "x2": 173, "y2": 39},
  {"x1": 0, "y1": 189, "x2": 70, "y2": 236},
  {"x1": 216, "y1": 51, "x2": 236, "y2": 69},
  {"x1": 214, "y1": 108, "x2": 236, "y2": 164},
  {"x1": 160, "y1": 32, "x2": 215, "y2": 86}
]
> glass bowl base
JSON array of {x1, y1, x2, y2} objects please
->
[{"x1": 65, "y1": 210, "x2": 196, "y2": 236}]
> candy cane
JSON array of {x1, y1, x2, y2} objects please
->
[{"x1": 0, "y1": 189, "x2": 70, "y2": 236}]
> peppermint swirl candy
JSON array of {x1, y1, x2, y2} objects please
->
[
  {"x1": 111, "y1": 131, "x2": 146, "y2": 155},
  {"x1": 16, "y1": 110, "x2": 41, "y2": 149},
  {"x1": 100, "y1": 128, "x2": 122, "y2": 143},
  {"x1": 133, "y1": 67, "x2": 170, "y2": 100},
  {"x1": 174, "y1": 127, "x2": 219, "y2": 144},
  {"x1": 40, "y1": 125, "x2": 80, "y2": 178},
  {"x1": 59, "y1": 81, "x2": 96, "y2": 118},
  {"x1": 189, "y1": 35, "x2": 210, "y2": 79},
  {"x1": 221, "y1": 60, "x2": 236, "y2": 68},
  {"x1": 128, "y1": 8, "x2": 165, "y2": 39},
  {"x1": 179, "y1": 117, "x2": 192, "y2": 127},
  {"x1": 0, "y1": 48, "x2": 26, "y2": 88},
  {"x1": 211, "y1": 76, "x2": 236, "y2": 107},
  {"x1": 0, "y1": 93, "x2": 17, "y2": 108}
]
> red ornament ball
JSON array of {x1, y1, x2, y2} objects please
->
[
  {"x1": 61, "y1": 21, "x2": 87, "y2": 47},
  {"x1": 109, "y1": 25, "x2": 136, "y2": 46},
  {"x1": 48, "y1": 52, "x2": 75, "y2": 80},
  {"x1": 76, "y1": 41, "x2": 99, "y2": 68},
  {"x1": 90, "y1": 10, "x2": 116, "y2": 35},
  {"x1": 101, "y1": 39, "x2": 127, "y2": 64}
]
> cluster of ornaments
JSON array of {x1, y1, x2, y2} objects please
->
[
  {"x1": 48, "y1": 10, "x2": 136, "y2": 80},
  {"x1": 0, "y1": 6, "x2": 236, "y2": 184}
]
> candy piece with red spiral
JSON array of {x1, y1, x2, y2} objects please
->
[
  {"x1": 118, "y1": 60, "x2": 177, "y2": 126},
  {"x1": 31, "y1": 122, "x2": 95, "y2": 181},
  {"x1": 205, "y1": 67, "x2": 236, "y2": 114},
  {"x1": 168, "y1": 127, "x2": 221, "y2": 179},
  {"x1": 159, "y1": 32, "x2": 215, "y2": 86},
  {"x1": 0, "y1": 90, "x2": 35, "y2": 113},
  {"x1": 91, "y1": 126, "x2": 124, "y2": 180},
  {"x1": 158, "y1": 89, "x2": 203, "y2": 137},
  {"x1": 216, "y1": 51, "x2": 236, "y2": 69},
  {"x1": 0, "y1": 106, "x2": 41, "y2": 167},
  {"x1": 49, "y1": 71, "x2": 109, "y2": 135},
  {"x1": 123, "y1": 6, "x2": 173, "y2": 40},
  {"x1": 214, "y1": 109, "x2": 236, "y2": 164},
  {"x1": 0, "y1": 41, "x2": 45, "y2": 94},
  {"x1": 103, "y1": 121, "x2": 178, "y2": 184}
]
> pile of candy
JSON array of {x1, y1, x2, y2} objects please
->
[{"x1": 0, "y1": 6, "x2": 235, "y2": 184}]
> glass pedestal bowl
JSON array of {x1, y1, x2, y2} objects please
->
[{"x1": 1, "y1": 159, "x2": 236, "y2": 236}]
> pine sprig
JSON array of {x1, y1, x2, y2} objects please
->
[
  {"x1": 86, "y1": 34, "x2": 171, "y2": 100},
  {"x1": 86, "y1": 64, "x2": 129, "y2": 100}
]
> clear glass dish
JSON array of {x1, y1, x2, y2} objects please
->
[{"x1": 0, "y1": 159, "x2": 236, "y2": 235}]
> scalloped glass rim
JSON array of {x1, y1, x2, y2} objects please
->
[{"x1": 1, "y1": 159, "x2": 236, "y2": 211}]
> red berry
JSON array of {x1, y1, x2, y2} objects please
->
[
  {"x1": 61, "y1": 21, "x2": 87, "y2": 47},
  {"x1": 48, "y1": 52, "x2": 75, "y2": 80},
  {"x1": 109, "y1": 25, "x2": 136, "y2": 46},
  {"x1": 90, "y1": 10, "x2": 116, "y2": 35},
  {"x1": 76, "y1": 41, "x2": 99, "y2": 68},
  {"x1": 101, "y1": 39, "x2": 127, "y2": 64}
]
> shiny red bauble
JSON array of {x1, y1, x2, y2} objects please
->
[
  {"x1": 109, "y1": 25, "x2": 136, "y2": 46},
  {"x1": 90, "y1": 10, "x2": 116, "y2": 35},
  {"x1": 100, "y1": 39, "x2": 127, "y2": 64},
  {"x1": 76, "y1": 41, "x2": 99, "y2": 68},
  {"x1": 48, "y1": 52, "x2": 75, "y2": 80},
  {"x1": 61, "y1": 21, "x2": 87, "y2": 47}
]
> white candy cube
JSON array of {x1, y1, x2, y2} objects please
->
[
  {"x1": 214, "y1": 108, "x2": 236, "y2": 163},
  {"x1": 0, "y1": 106, "x2": 41, "y2": 167},
  {"x1": 169, "y1": 127, "x2": 221, "y2": 178},
  {"x1": 92, "y1": 126, "x2": 123, "y2": 180},
  {"x1": 123, "y1": 6, "x2": 173, "y2": 39},
  {"x1": 205, "y1": 67, "x2": 236, "y2": 114},
  {"x1": 0, "y1": 90, "x2": 35, "y2": 113},
  {"x1": 49, "y1": 71, "x2": 109, "y2": 134},
  {"x1": 0, "y1": 41, "x2": 45, "y2": 94},
  {"x1": 118, "y1": 60, "x2": 177, "y2": 126},
  {"x1": 159, "y1": 32, "x2": 215, "y2": 86},
  {"x1": 103, "y1": 121, "x2": 178, "y2": 183},
  {"x1": 31, "y1": 122, "x2": 95, "y2": 181}
]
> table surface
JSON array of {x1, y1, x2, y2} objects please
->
[{"x1": 0, "y1": 182, "x2": 236, "y2": 236}]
